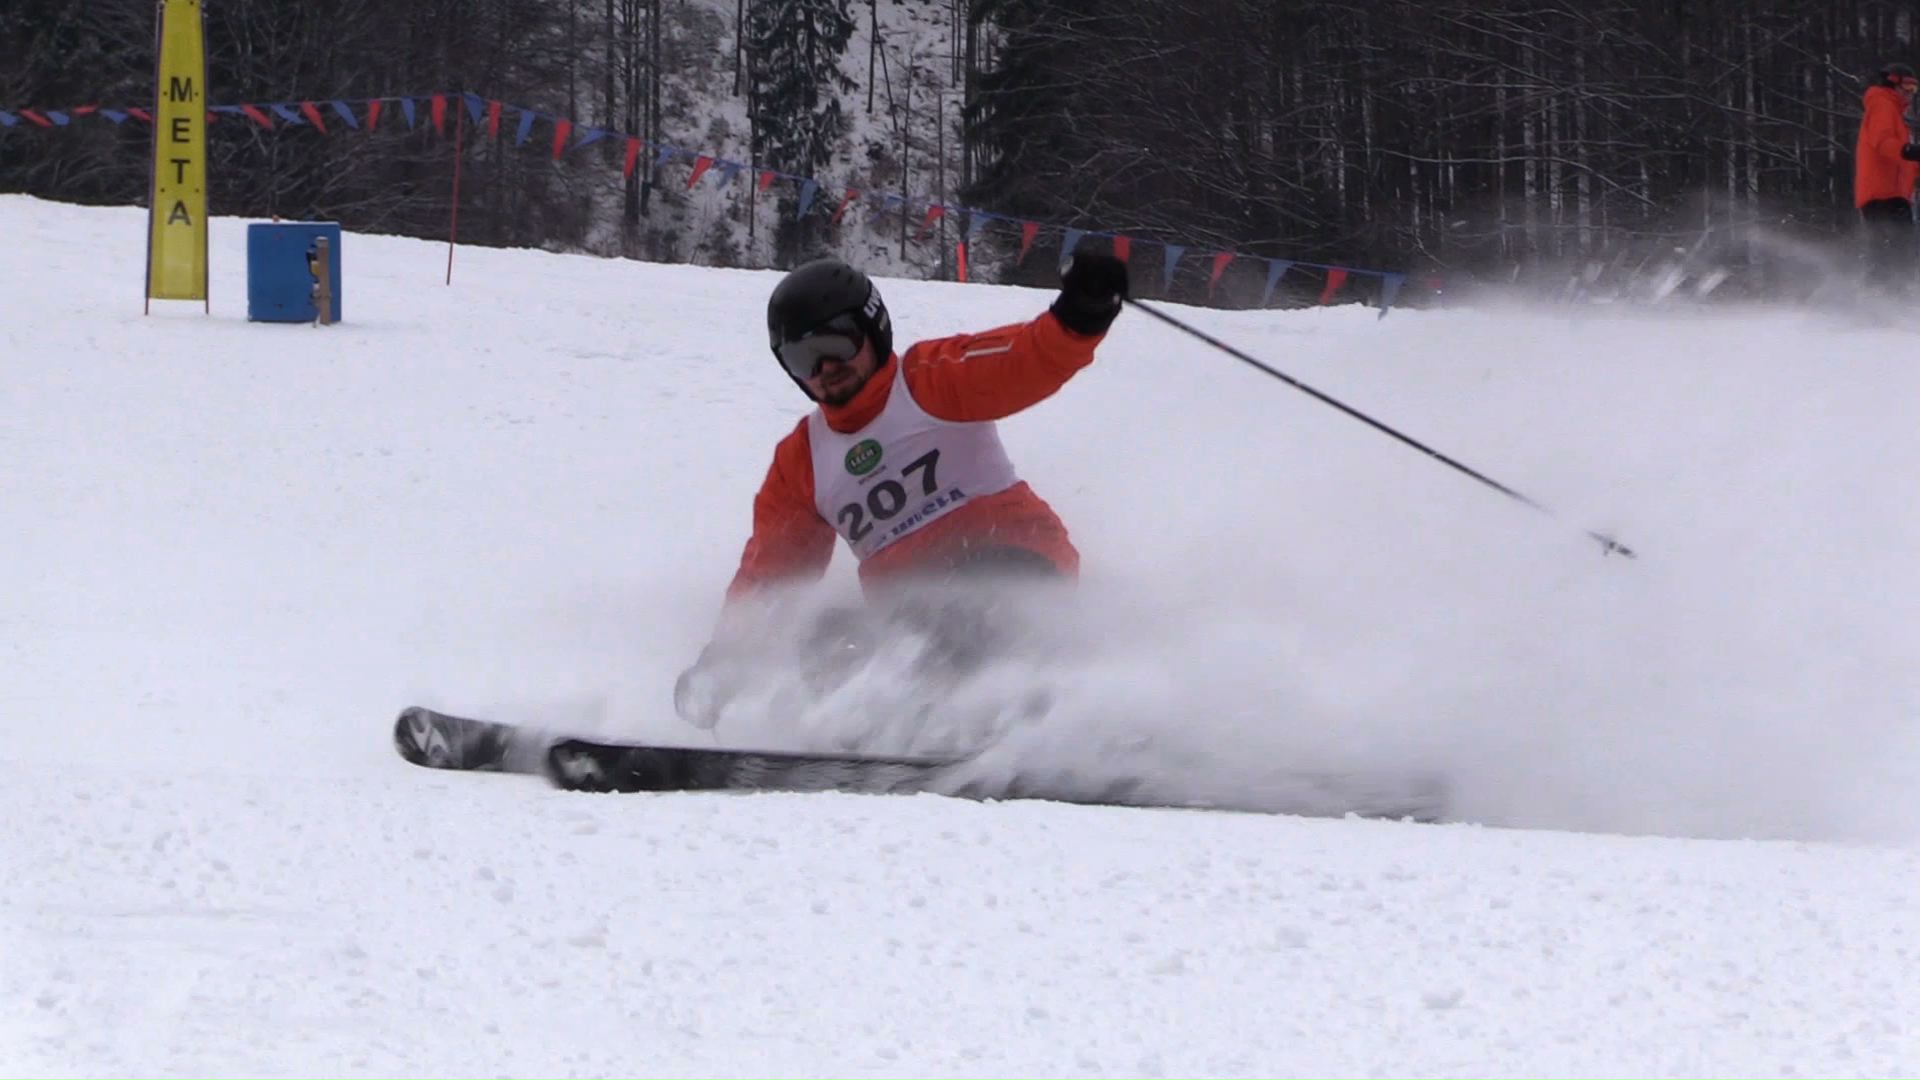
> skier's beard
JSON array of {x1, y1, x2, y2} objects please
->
[{"x1": 813, "y1": 365, "x2": 868, "y2": 406}]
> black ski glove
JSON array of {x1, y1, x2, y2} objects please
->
[
  {"x1": 1901, "y1": 143, "x2": 1920, "y2": 162},
  {"x1": 1050, "y1": 253, "x2": 1129, "y2": 336}
]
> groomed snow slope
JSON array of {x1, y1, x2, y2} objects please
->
[{"x1": 3, "y1": 197, "x2": 1915, "y2": 1077}]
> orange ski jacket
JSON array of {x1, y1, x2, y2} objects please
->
[
  {"x1": 1855, "y1": 84, "x2": 1919, "y2": 207},
  {"x1": 726, "y1": 310, "x2": 1101, "y2": 601}
]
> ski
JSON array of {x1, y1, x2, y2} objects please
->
[
  {"x1": 543, "y1": 736, "x2": 958, "y2": 795},
  {"x1": 394, "y1": 706, "x2": 1447, "y2": 820},
  {"x1": 543, "y1": 735, "x2": 1446, "y2": 819},
  {"x1": 393, "y1": 706, "x2": 953, "y2": 793}
]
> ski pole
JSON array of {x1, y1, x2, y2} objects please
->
[{"x1": 1124, "y1": 297, "x2": 1636, "y2": 560}]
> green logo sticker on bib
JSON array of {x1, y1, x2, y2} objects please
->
[{"x1": 844, "y1": 439, "x2": 883, "y2": 476}]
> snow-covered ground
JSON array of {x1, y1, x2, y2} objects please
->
[{"x1": 3, "y1": 195, "x2": 1916, "y2": 1076}]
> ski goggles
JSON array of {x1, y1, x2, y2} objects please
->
[{"x1": 774, "y1": 314, "x2": 864, "y2": 380}]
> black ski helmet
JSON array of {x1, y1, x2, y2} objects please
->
[
  {"x1": 765, "y1": 258, "x2": 892, "y2": 395},
  {"x1": 1881, "y1": 61, "x2": 1917, "y2": 86}
]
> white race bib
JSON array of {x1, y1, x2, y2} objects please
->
[{"x1": 809, "y1": 363, "x2": 1020, "y2": 560}]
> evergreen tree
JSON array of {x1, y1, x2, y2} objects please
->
[
  {"x1": 961, "y1": 0, "x2": 1071, "y2": 228},
  {"x1": 746, "y1": 0, "x2": 856, "y2": 265},
  {"x1": 960, "y1": 0, "x2": 1145, "y2": 284}
]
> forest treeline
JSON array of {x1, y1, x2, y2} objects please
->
[{"x1": 5, "y1": 0, "x2": 1914, "y2": 302}]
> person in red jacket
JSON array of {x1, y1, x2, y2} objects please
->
[
  {"x1": 1855, "y1": 61, "x2": 1920, "y2": 279},
  {"x1": 675, "y1": 252, "x2": 1129, "y2": 725},
  {"x1": 732, "y1": 253, "x2": 1127, "y2": 596}
]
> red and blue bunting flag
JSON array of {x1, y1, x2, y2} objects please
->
[
  {"x1": 1018, "y1": 221, "x2": 1040, "y2": 265},
  {"x1": 1208, "y1": 252, "x2": 1234, "y2": 296},
  {"x1": 1162, "y1": 244, "x2": 1185, "y2": 291},
  {"x1": 1262, "y1": 260, "x2": 1294, "y2": 306},
  {"x1": 1378, "y1": 273, "x2": 1406, "y2": 319},
  {"x1": 830, "y1": 189, "x2": 858, "y2": 224},
  {"x1": 917, "y1": 204, "x2": 945, "y2": 239},
  {"x1": 1318, "y1": 267, "x2": 1348, "y2": 305}
]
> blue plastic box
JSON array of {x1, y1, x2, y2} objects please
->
[{"x1": 246, "y1": 222, "x2": 343, "y2": 323}]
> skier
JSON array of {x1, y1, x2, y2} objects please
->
[
  {"x1": 675, "y1": 251, "x2": 1130, "y2": 725},
  {"x1": 1854, "y1": 60, "x2": 1920, "y2": 283}
]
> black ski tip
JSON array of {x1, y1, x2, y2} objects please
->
[
  {"x1": 393, "y1": 705, "x2": 516, "y2": 772},
  {"x1": 392, "y1": 706, "x2": 441, "y2": 767}
]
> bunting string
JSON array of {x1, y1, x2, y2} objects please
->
[{"x1": 2, "y1": 90, "x2": 1413, "y2": 314}]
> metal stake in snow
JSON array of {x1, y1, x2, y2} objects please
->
[{"x1": 1124, "y1": 297, "x2": 1636, "y2": 560}]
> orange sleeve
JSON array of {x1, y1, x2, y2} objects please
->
[
  {"x1": 901, "y1": 309, "x2": 1102, "y2": 423},
  {"x1": 725, "y1": 420, "x2": 838, "y2": 602}
]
